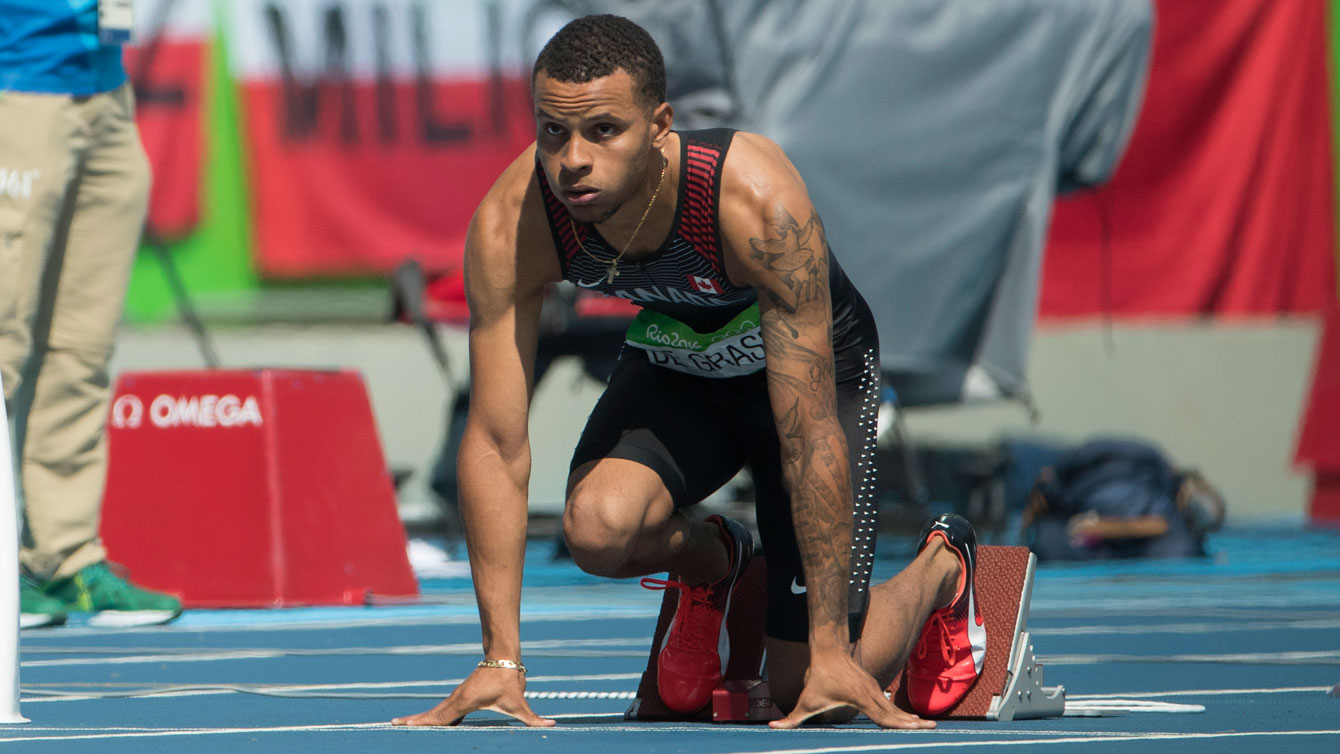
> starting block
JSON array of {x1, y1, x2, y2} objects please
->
[{"x1": 627, "y1": 545, "x2": 1065, "y2": 723}]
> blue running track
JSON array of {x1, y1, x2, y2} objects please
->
[{"x1": 5, "y1": 522, "x2": 1338, "y2": 753}]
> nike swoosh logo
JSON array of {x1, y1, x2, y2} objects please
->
[
  {"x1": 575, "y1": 279, "x2": 603, "y2": 288},
  {"x1": 790, "y1": 578, "x2": 807, "y2": 595}
]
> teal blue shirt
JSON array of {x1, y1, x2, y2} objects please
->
[{"x1": 0, "y1": 1, "x2": 127, "y2": 94}]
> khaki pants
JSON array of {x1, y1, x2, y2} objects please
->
[{"x1": 0, "y1": 83, "x2": 149, "y2": 581}]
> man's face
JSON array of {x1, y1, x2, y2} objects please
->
[{"x1": 533, "y1": 69, "x2": 660, "y2": 223}]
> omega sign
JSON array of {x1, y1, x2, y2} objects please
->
[{"x1": 111, "y1": 394, "x2": 263, "y2": 429}]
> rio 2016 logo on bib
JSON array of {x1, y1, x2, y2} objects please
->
[{"x1": 625, "y1": 305, "x2": 766, "y2": 378}]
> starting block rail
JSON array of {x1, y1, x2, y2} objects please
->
[{"x1": 627, "y1": 545, "x2": 1065, "y2": 723}]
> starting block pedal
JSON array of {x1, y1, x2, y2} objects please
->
[
  {"x1": 627, "y1": 545, "x2": 1064, "y2": 723},
  {"x1": 885, "y1": 545, "x2": 1065, "y2": 720}
]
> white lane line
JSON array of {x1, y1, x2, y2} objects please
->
[
  {"x1": 3, "y1": 724, "x2": 1334, "y2": 745},
  {"x1": 1041, "y1": 650, "x2": 1340, "y2": 665},
  {"x1": 1064, "y1": 700, "x2": 1204, "y2": 715},
  {"x1": 1071, "y1": 685, "x2": 1332, "y2": 700},
  {"x1": 0, "y1": 722, "x2": 388, "y2": 744},
  {"x1": 20, "y1": 673, "x2": 647, "y2": 703},
  {"x1": 713, "y1": 729, "x2": 1340, "y2": 754},
  {"x1": 1031, "y1": 596, "x2": 1339, "y2": 612},
  {"x1": 1031, "y1": 618, "x2": 1340, "y2": 636},
  {"x1": 21, "y1": 637, "x2": 652, "y2": 668},
  {"x1": 21, "y1": 676, "x2": 1333, "y2": 709},
  {"x1": 24, "y1": 637, "x2": 649, "y2": 656},
  {"x1": 24, "y1": 650, "x2": 286, "y2": 668},
  {"x1": 37, "y1": 615, "x2": 1335, "y2": 643},
  {"x1": 0, "y1": 722, "x2": 1136, "y2": 739},
  {"x1": 377, "y1": 725, "x2": 1144, "y2": 736},
  {"x1": 21, "y1": 609, "x2": 661, "y2": 638}
]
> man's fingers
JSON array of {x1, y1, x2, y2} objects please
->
[
  {"x1": 769, "y1": 707, "x2": 818, "y2": 729},
  {"x1": 508, "y1": 708, "x2": 558, "y2": 728},
  {"x1": 769, "y1": 684, "x2": 937, "y2": 730},
  {"x1": 768, "y1": 698, "x2": 841, "y2": 730},
  {"x1": 392, "y1": 686, "x2": 479, "y2": 727},
  {"x1": 391, "y1": 704, "x2": 466, "y2": 727},
  {"x1": 858, "y1": 692, "x2": 935, "y2": 730},
  {"x1": 768, "y1": 714, "x2": 805, "y2": 729},
  {"x1": 496, "y1": 699, "x2": 557, "y2": 728},
  {"x1": 392, "y1": 689, "x2": 555, "y2": 728}
]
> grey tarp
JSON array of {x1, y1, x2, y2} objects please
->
[{"x1": 560, "y1": 0, "x2": 1153, "y2": 406}]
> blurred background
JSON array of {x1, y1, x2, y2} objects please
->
[{"x1": 105, "y1": 0, "x2": 1338, "y2": 564}]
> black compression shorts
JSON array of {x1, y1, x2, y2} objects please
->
[{"x1": 569, "y1": 343, "x2": 882, "y2": 643}]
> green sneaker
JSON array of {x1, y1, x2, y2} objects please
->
[
  {"x1": 43, "y1": 562, "x2": 183, "y2": 628},
  {"x1": 20, "y1": 573, "x2": 66, "y2": 629}
]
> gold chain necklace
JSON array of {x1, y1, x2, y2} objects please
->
[{"x1": 569, "y1": 151, "x2": 668, "y2": 284}]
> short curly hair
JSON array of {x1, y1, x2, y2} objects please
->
[{"x1": 532, "y1": 15, "x2": 667, "y2": 110}]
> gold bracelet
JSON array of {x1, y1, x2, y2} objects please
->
[{"x1": 477, "y1": 658, "x2": 526, "y2": 673}]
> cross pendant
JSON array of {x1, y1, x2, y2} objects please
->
[{"x1": 606, "y1": 263, "x2": 620, "y2": 284}]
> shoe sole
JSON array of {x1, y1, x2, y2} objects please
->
[
  {"x1": 87, "y1": 610, "x2": 182, "y2": 628},
  {"x1": 19, "y1": 613, "x2": 66, "y2": 629}
]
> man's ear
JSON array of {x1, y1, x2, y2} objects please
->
[{"x1": 650, "y1": 102, "x2": 674, "y2": 148}]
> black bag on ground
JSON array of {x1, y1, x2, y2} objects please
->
[{"x1": 1024, "y1": 438, "x2": 1224, "y2": 561}]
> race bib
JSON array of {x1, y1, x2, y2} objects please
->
[{"x1": 624, "y1": 305, "x2": 766, "y2": 378}]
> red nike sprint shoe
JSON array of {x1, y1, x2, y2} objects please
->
[
  {"x1": 640, "y1": 515, "x2": 753, "y2": 713},
  {"x1": 906, "y1": 513, "x2": 987, "y2": 716}
]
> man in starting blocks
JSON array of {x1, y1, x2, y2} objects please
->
[{"x1": 393, "y1": 14, "x2": 985, "y2": 729}]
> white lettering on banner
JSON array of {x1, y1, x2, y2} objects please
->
[
  {"x1": 0, "y1": 169, "x2": 39, "y2": 200},
  {"x1": 111, "y1": 395, "x2": 144, "y2": 429},
  {"x1": 146, "y1": 394, "x2": 264, "y2": 428}
]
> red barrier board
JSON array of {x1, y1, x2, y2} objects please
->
[
  {"x1": 1297, "y1": 307, "x2": 1340, "y2": 526},
  {"x1": 1311, "y1": 475, "x2": 1340, "y2": 527},
  {"x1": 100, "y1": 369, "x2": 418, "y2": 607},
  {"x1": 1043, "y1": 0, "x2": 1335, "y2": 317}
]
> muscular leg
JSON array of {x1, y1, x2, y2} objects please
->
[
  {"x1": 562, "y1": 458, "x2": 729, "y2": 587},
  {"x1": 766, "y1": 537, "x2": 961, "y2": 715}
]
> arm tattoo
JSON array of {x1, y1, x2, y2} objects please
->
[
  {"x1": 751, "y1": 207, "x2": 853, "y2": 632},
  {"x1": 748, "y1": 208, "x2": 829, "y2": 318}
]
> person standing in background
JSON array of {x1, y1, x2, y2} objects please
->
[{"x1": 1, "y1": 0, "x2": 182, "y2": 628}]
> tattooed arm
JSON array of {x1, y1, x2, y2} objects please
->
[
  {"x1": 720, "y1": 133, "x2": 852, "y2": 650},
  {"x1": 720, "y1": 134, "x2": 918, "y2": 729},
  {"x1": 747, "y1": 206, "x2": 853, "y2": 644}
]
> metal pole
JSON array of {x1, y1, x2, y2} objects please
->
[{"x1": 0, "y1": 374, "x2": 29, "y2": 723}]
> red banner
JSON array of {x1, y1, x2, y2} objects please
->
[
  {"x1": 241, "y1": 77, "x2": 534, "y2": 277},
  {"x1": 1041, "y1": 0, "x2": 1336, "y2": 317},
  {"x1": 124, "y1": 0, "x2": 209, "y2": 241},
  {"x1": 228, "y1": 0, "x2": 540, "y2": 278}
]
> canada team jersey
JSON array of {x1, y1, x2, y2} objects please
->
[{"x1": 538, "y1": 128, "x2": 875, "y2": 379}]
